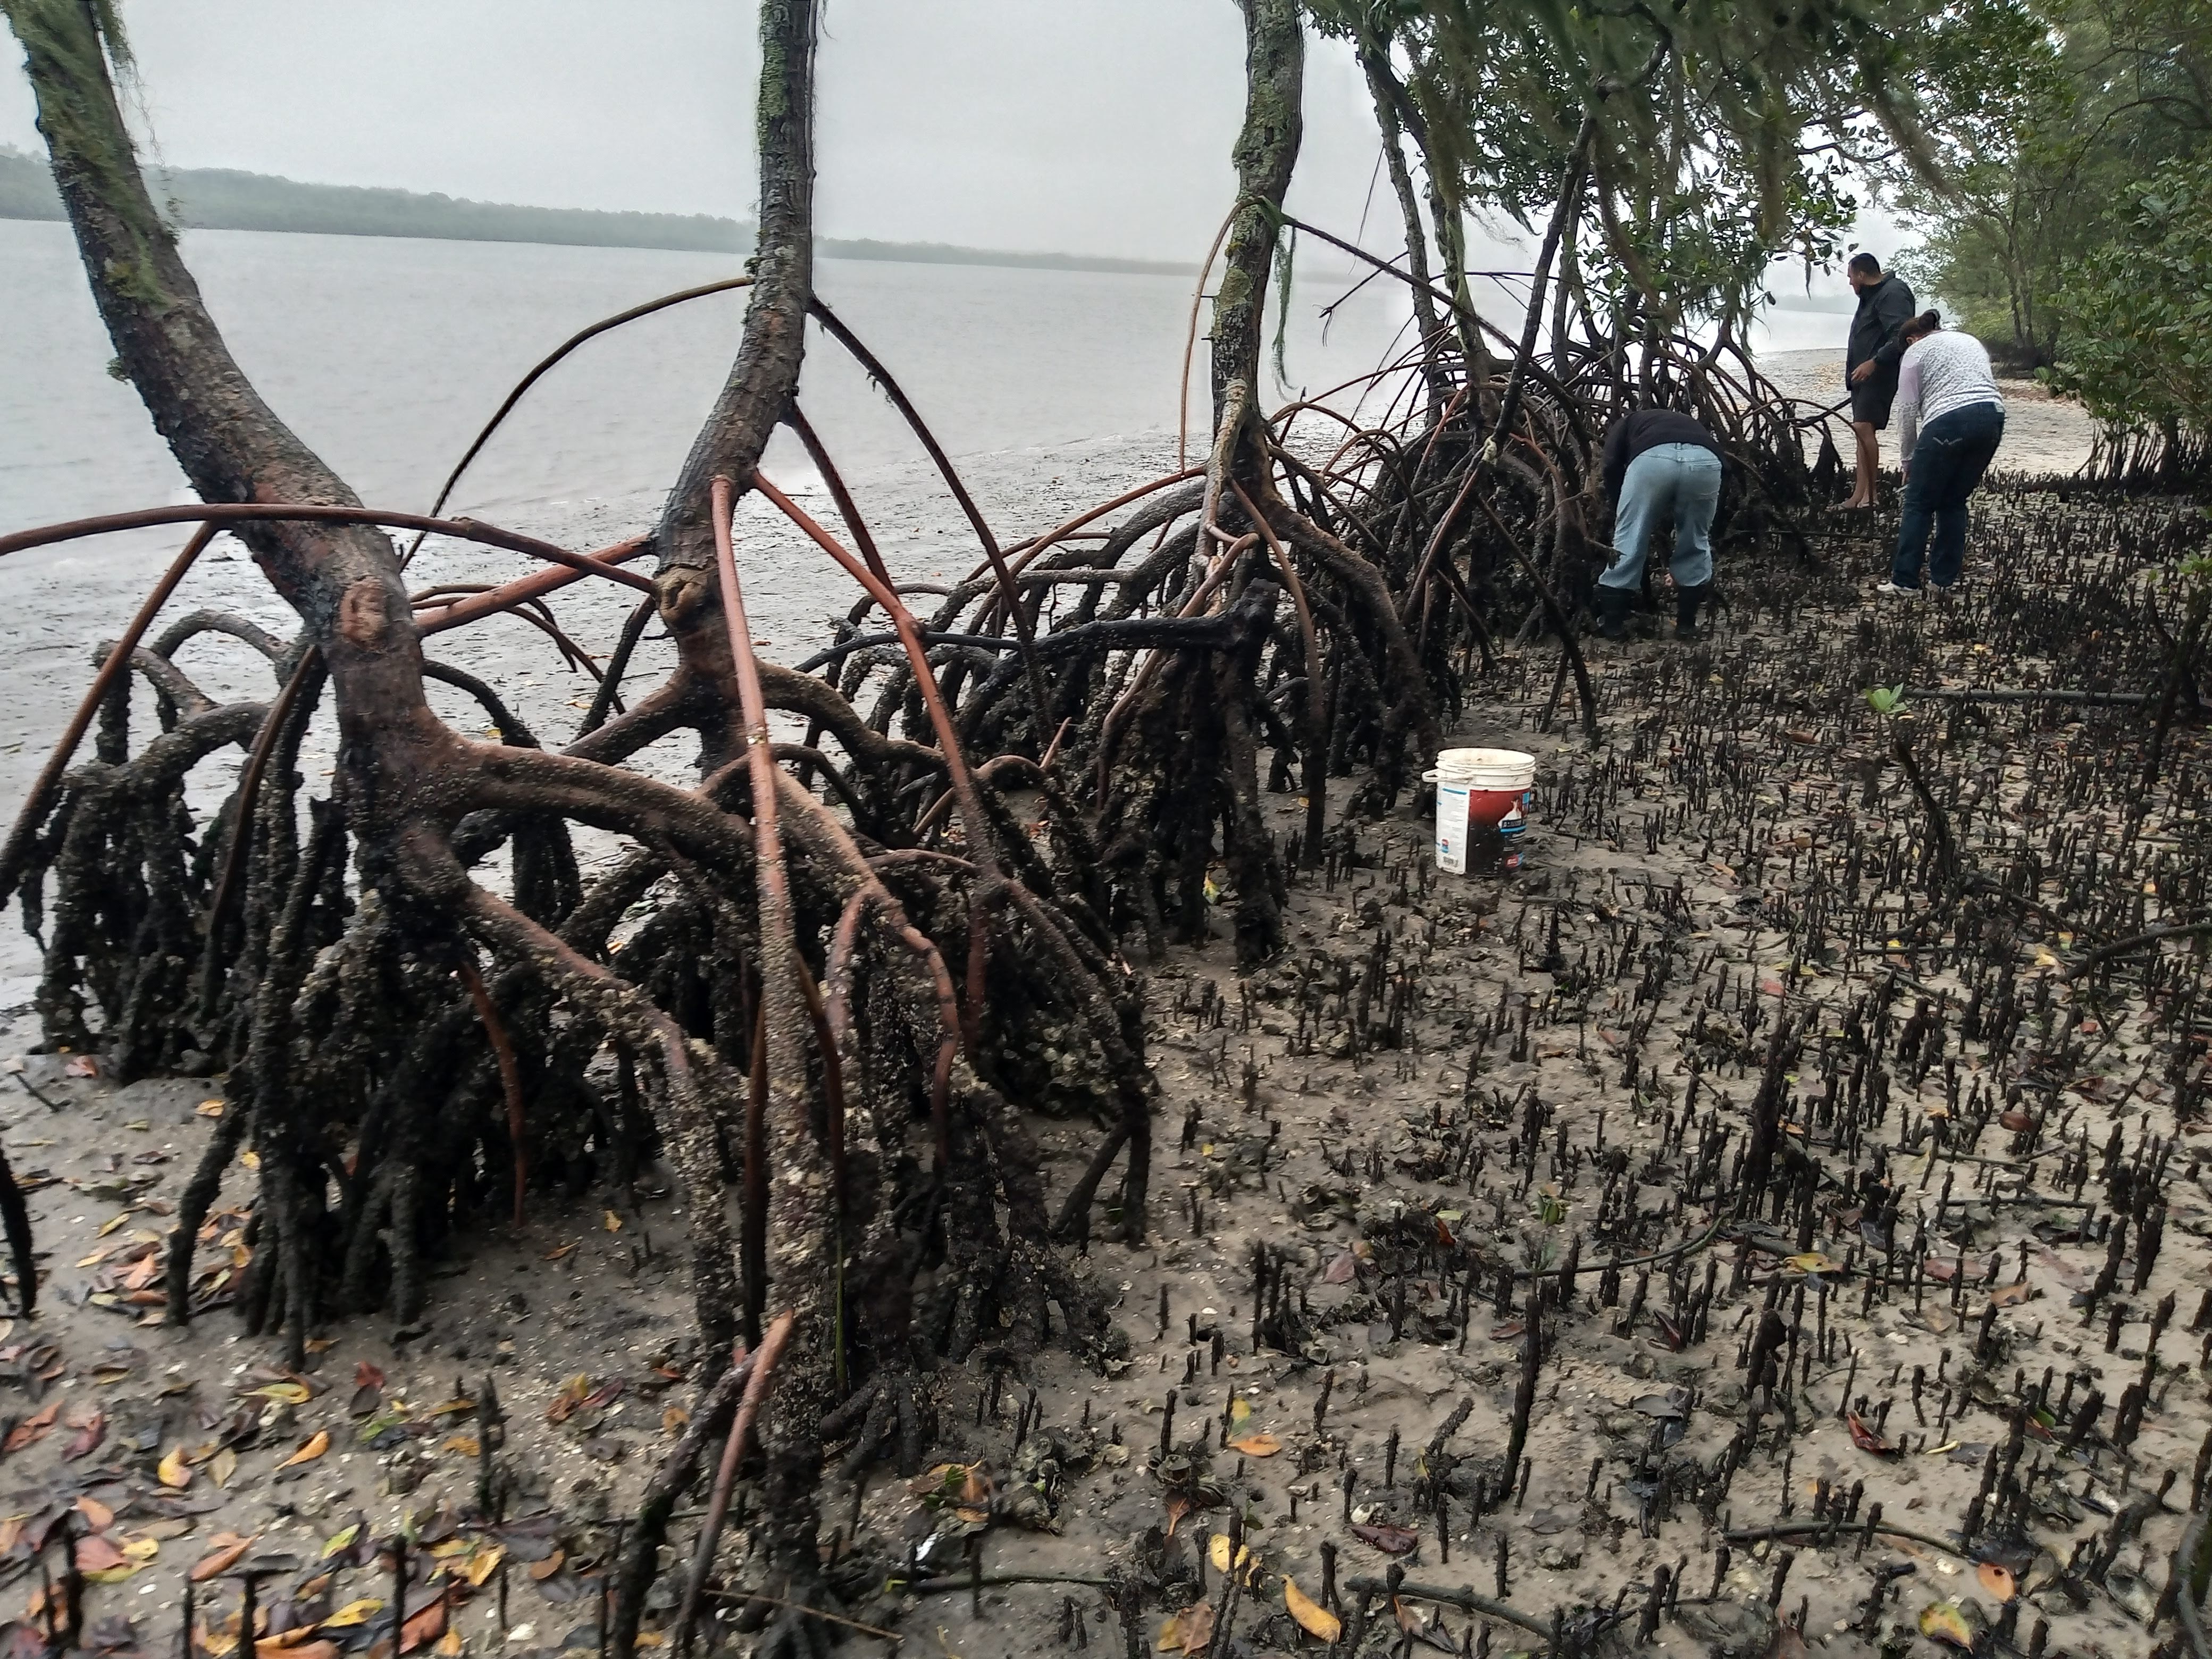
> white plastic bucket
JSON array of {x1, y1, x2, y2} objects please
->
[{"x1": 1428, "y1": 748, "x2": 1537, "y2": 874}]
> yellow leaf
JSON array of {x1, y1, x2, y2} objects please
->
[
  {"x1": 247, "y1": 1383, "x2": 313, "y2": 1406},
  {"x1": 320, "y1": 1601, "x2": 384, "y2": 1630},
  {"x1": 426, "y1": 1399, "x2": 479, "y2": 1418},
  {"x1": 603, "y1": 1210, "x2": 623, "y2": 1232},
  {"x1": 663, "y1": 1407, "x2": 690, "y2": 1436},
  {"x1": 1228, "y1": 1398, "x2": 1253, "y2": 1429},
  {"x1": 1918, "y1": 1602, "x2": 1983, "y2": 1649},
  {"x1": 441, "y1": 1436, "x2": 481, "y2": 1458},
  {"x1": 242, "y1": 1151, "x2": 260, "y2": 1170},
  {"x1": 465, "y1": 1546, "x2": 505, "y2": 1588},
  {"x1": 1207, "y1": 1535, "x2": 1256, "y2": 1581},
  {"x1": 1285, "y1": 1577, "x2": 1340, "y2": 1643},
  {"x1": 212, "y1": 1447, "x2": 239, "y2": 1489},
  {"x1": 322, "y1": 1525, "x2": 361, "y2": 1561},
  {"x1": 83, "y1": 1565, "x2": 140, "y2": 1585},
  {"x1": 158, "y1": 1447, "x2": 192, "y2": 1489},
  {"x1": 197, "y1": 1100, "x2": 226, "y2": 1117},
  {"x1": 97, "y1": 1213, "x2": 131, "y2": 1236},
  {"x1": 1227, "y1": 1433, "x2": 1281, "y2": 1457},
  {"x1": 434, "y1": 1631, "x2": 463, "y2": 1657},
  {"x1": 121, "y1": 1536, "x2": 161, "y2": 1562},
  {"x1": 279, "y1": 1430, "x2": 330, "y2": 1469},
  {"x1": 428, "y1": 1540, "x2": 472, "y2": 1560},
  {"x1": 1784, "y1": 1253, "x2": 1844, "y2": 1276}
]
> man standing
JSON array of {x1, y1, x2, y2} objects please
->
[{"x1": 1840, "y1": 252, "x2": 1916, "y2": 510}]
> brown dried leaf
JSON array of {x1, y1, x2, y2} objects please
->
[
  {"x1": 1846, "y1": 1412, "x2": 1896, "y2": 1455},
  {"x1": 1227, "y1": 1433, "x2": 1281, "y2": 1457},
  {"x1": 527, "y1": 1549, "x2": 565, "y2": 1583},
  {"x1": 3, "y1": 1401, "x2": 59, "y2": 1455},
  {"x1": 62, "y1": 1411, "x2": 106, "y2": 1461},
  {"x1": 73, "y1": 1535, "x2": 128, "y2": 1573},
  {"x1": 190, "y1": 1535, "x2": 255, "y2": 1583},
  {"x1": 278, "y1": 1430, "x2": 330, "y2": 1469},
  {"x1": 1976, "y1": 1562, "x2": 2017, "y2": 1601},
  {"x1": 1163, "y1": 1493, "x2": 1193, "y2": 1537},
  {"x1": 1156, "y1": 1601, "x2": 1213, "y2": 1655},
  {"x1": 1987, "y1": 1281, "x2": 2034, "y2": 1308},
  {"x1": 1351, "y1": 1521, "x2": 1420, "y2": 1555}
]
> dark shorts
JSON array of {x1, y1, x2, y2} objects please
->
[{"x1": 1850, "y1": 374, "x2": 1897, "y2": 429}]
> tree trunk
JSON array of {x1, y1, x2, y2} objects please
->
[
  {"x1": 1210, "y1": 0, "x2": 1304, "y2": 438},
  {"x1": 1359, "y1": 40, "x2": 1451, "y2": 420}
]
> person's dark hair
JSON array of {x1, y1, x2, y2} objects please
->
[
  {"x1": 1901, "y1": 308, "x2": 1942, "y2": 341},
  {"x1": 1847, "y1": 252, "x2": 1881, "y2": 277}
]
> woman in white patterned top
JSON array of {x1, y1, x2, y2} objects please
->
[{"x1": 1875, "y1": 310, "x2": 2006, "y2": 595}]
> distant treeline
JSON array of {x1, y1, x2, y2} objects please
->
[{"x1": 0, "y1": 147, "x2": 1192, "y2": 275}]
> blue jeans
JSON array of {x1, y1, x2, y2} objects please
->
[
  {"x1": 1604, "y1": 442, "x2": 1723, "y2": 591},
  {"x1": 1892, "y1": 401, "x2": 2004, "y2": 589}
]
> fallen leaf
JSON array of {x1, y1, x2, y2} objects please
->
[
  {"x1": 75, "y1": 1498, "x2": 114, "y2": 1531},
  {"x1": 1285, "y1": 1577, "x2": 1340, "y2": 1642},
  {"x1": 64, "y1": 1055, "x2": 97, "y2": 1078},
  {"x1": 1163, "y1": 1493, "x2": 1192, "y2": 1536},
  {"x1": 1784, "y1": 1252, "x2": 1845, "y2": 1276},
  {"x1": 1227, "y1": 1433, "x2": 1281, "y2": 1457},
  {"x1": 1918, "y1": 1601, "x2": 1986, "y2": 1649},
  {"x1": 120, "y1": 1536, "x2": 159, "y2": 1563},
  {"x1": 1206, "y1": 1535, "x2": 1257, "y2": 1580},
  {"x1": 62, "y1": 1411, "x2": 106, "y2": 1461},
  {"x1": 1987, "y1": 1281, "x2": 2034, "y2": 1308},
  {"x1": 542, "y1": 1244, "x2": 575, "y2": 1262},
  {"x1": 245, "y1": 1383, "x2": 312, "y2": 1406},
  {"x1": 545, "y1": 1375, "x2": 593, "y2": 1426},
  {"x1": 1847, "y1": 1412, "x2": 1897, "y2": 1456},
  {"x1": 212, "y1": 1447, "x2": 239, "y2": 1489},
  {"x1": 465, "y1": 1546, "x2": 505, "y2": 1587},
  {"x1": 3, "y1": 1401, "x2": 60, "y2": 1454},
  {"x1": 191, "y1": 1536, "x2": 255, "y2": 1582},
  {"x1": 74, "y1": 1535, "x2": 128, "y2": 1573},
  {"x1": 197, "y1": 1101, "x2": 225, "y2": 1118},
  {"x1": 158, "y1": 1446, "x2": 194, "y2": 1489},
  {"x1": 1351, "y1": 1521, "x2": 1420, "y2": 1555},
  {"x1": 602, "y1": 1210, "x2": 623, "y2": 1233},
  {"x1": 440, "y1": 1436, "x2": 480, "y2": 1459},
  {"x1": 320, "y1": 1601, "x2": 383, "y2": 1630},
  {"x1": 1157, "y1": 1601, "x2": 1214, "y2": 1655},
  {"x1": 527, "y1": 1551, "x2": 565, "y2": 1582},
  {"x1": 400, "y1": 1596, "x2": 447, "y2": 1654},
  {"x1": 322, "y1": 1524, "x2": 361, "y2": 1561},
  {"x1": 662, "y1": 1407, "x2": 689, "y2": 1436},
  {"x1": 1976, "y1": 1562, "x2": 2017, "y2": 1602},
  {"x1": 279, "y1": 1430, "x2": 330, "y2": 1469},
  {"x1": 1323, "y1": 1251, "x2": 1358, "y2": 1285},
  {"x1": 354, "y1": 1362, "x2": 386, "y2": 1391}
]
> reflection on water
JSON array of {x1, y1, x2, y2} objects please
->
[{"x1": 1, "y1": 219, "x2": 1426, "y2": 544}]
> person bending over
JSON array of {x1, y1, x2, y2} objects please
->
[
  {"x1": 1876, "y1": 310, "x2": 2006, "y2": 596},
  {"x1": 1596, "y1": 405, "x2": 1724, "y2": 641},
  {"x1": 1841, "y1": 252, "x2": 1916, "y2": 510}
]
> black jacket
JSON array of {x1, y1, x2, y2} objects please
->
[
  {"x1": 1846, "y1": 274, "x2": 1916, "y2": 381},
  {"x1": 1602, "y1": 408, "x2": 1721, "y2": 507}
]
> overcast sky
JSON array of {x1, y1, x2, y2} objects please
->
[{"x1": 1, "y1": 2, "x2": 1418, "y2": 263}]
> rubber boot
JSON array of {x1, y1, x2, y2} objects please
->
[
  {"x1": 1592, "y1": 584, "x2": 1635, "y2": 641},
  {"x1": 1674, "y1": 581, "x2": 1713, "y2": 639}
]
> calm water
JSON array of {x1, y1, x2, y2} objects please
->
[
  {"x1": 1, "y1": 219, "x2": 1431, "y2": 552},
  {"x1": 1, "y1": 218, "x2": 1848, "y2": 557}
]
